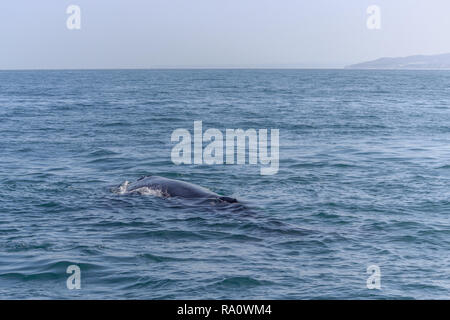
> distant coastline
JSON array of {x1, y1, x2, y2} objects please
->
[{"x1": 346, "y1": 53, "x2": 450, "y2": 70}]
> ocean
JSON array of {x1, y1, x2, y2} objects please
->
[{"x1": 0, "y1": 69, "x2": 449, "y2": 299}]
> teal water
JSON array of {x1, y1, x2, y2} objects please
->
[{"x1": 0, "y1": 69, "x2": 449, "y2": 299}]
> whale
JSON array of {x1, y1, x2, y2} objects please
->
[{"x1": 122, "y1": 175, "x2": 238, "y2": 203}]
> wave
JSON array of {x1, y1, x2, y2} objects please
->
[{"x1": 212, "y1": 276, "x2": 274, "y2": 288}]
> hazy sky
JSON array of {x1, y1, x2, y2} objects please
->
[{"x1": 1, "y1": 0, "x2": 450, "y2": 69}]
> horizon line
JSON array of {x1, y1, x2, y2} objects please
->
[
  {"x1": 0, "y1": 66, "x2": 347, "y2": 71},
  {"x1": 2, "y1": 67, "x2": 450, "y2": 71}
]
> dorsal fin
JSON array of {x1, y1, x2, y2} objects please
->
[{"x1": 219, "y1": 196, "x2": 238, "y2": 203}]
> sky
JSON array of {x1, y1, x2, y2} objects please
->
[{"x1": 1, "y1": 0, "x2": 450, "y2": 69}]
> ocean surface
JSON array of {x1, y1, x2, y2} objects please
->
[{"x1": 1, "y1": 69, "x2": 449, "y2": 299}]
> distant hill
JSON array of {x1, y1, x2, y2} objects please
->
[{"x1": 346, "y1": 53, "x2": 450, "y2": 70}]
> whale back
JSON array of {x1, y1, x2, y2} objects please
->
[{"x1": 127, "y1": 176, "x2": 219, "y2": 199}]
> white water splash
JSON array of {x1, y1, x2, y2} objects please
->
[
  {"x1": 128, "y1": 186, "x2": 167, "y2": 198},
  {"x1": 114, "y1": 181, "x2": 130, "y2": 195},
  {"x1": 113, "y1": 181, "x2": 167, "y2": 198}
]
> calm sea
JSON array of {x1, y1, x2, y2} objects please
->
[{"x1": 0, "y1": 69, "x2": 449, "y2": 299}]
